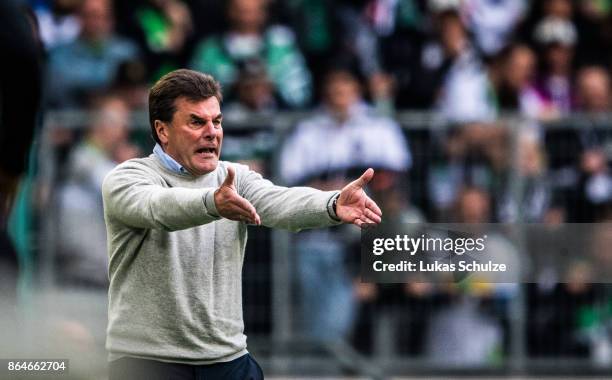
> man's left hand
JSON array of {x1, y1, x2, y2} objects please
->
[{"x1": 336, "y1": 168, "x2": 382, "y2": 228}]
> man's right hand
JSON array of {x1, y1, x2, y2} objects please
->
[{"x1": 214, "y1": 166, "x2": 261, "y2": 225}]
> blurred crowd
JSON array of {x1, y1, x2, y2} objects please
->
[
  {"x1": 15, "y1": 0, "x2": 612, "y2": 369},
  {"x1": 35, "y1": 0, "x2": 612, "y2": 219}
]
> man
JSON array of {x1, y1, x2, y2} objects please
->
[
  {"x1": 46, "y1": 0, "x2": 139, "y2": 108},
  {"x1": 189, "y1": 0, "x2": 312, "y2": 108},
  {"x1": 279, "y1": 67, "x2": 410, "y2": 342},
  {"x1": 57, "y1": 94, "x2": 139, "y2": 287},
  {"x1": 102, "y1": 69, "x2": 382, "y2": 379}
]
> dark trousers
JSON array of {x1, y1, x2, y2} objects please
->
[{"x1": 109, "y1": 354, "x2": 264, "y2": 380}]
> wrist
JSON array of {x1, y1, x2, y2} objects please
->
[
  {"x1": 327, "y1": 192, "x2": 341, "y2": 222},
  {"x1": 205, "y1": 189, "x2": 221, "y2": 218}
]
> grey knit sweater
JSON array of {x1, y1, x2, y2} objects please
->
[{"x1": 102, "y1": 155, "x2": 340, "y2": 364}]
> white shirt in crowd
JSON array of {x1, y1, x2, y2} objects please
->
[{"x1": 280, "y1": 102, "x2": 411, "y2": 185}]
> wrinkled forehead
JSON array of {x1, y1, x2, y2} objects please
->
[{"x1": 173, "y1": 96, "x2": 222, "y2": 119}]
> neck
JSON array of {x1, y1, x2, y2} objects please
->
[
  {"x1": 329, "y1": 108, "x2": 349, "y2": 123},
  {"x1": 160, "y1": 144, "x2": 186, "y2": 167}
]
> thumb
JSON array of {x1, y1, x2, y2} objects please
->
[
  {"x1": 222, "y1": 165, "x2": 236, "y2": 188},
  {"x1": 353, "y1": 168, "x2": 374, "y2": 188}
]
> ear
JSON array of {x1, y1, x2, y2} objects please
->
[{"x1": 155, "y1": 120, "x2": 170, "y2": 145}]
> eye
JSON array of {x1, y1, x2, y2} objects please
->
[
  {"x1": 191, "y1": 119, "x2": 205, "y2": 128},
  {"x1": 213, "y1": 119, "x2": 222, "y2": 128}
]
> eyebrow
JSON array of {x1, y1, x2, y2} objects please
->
[{"x1": 189, "y1": 113, "x2": 223, "y2": 122}]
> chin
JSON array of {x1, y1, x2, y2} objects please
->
[{"x1": 193, "y1": 161, "x2": 218, "y2": 175}]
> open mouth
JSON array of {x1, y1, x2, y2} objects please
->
[
  {"x1": 196, "y1": 147, "x2": 216, "y2": 154},
  {"x1": 196, "y1": 148, "x2": 217, "y2": 160}
]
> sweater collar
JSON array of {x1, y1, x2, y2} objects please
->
[{"x1": 153, "y1": 144, "x2": 188, "y2": 175}]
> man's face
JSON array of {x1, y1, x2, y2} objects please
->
[
  {"x1": 439, "y1": 13, "x2": 466, "y2": 57},
  {"x1": 157, "y1": 97, "x2": 223, "y2": 176},
  {"x1": 324, "y1": 73, "x2": 360, "y2": 115},
  {"x1": 577, "y1": 69, "x2": 610, "y2": 111},
  {"x1": 504, "y1": 47, "x2": 535, "y2": 90},
  {"x1": 546, "y1": 44, "x2": 573, "y2": 72},
  {"x1": 458, "y1": 190, "x2": 491, "y2": 224},
  {"x1": 79, "y1": 0, "x2": 113, "y2": 42},
  {"x1": 228, "y1": 0, "x2": 267, "y2": 33},
  {"x1": 93, "y1": 98, "x2": 129, "y2": 153}
]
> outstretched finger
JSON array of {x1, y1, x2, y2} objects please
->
[
  {"x1": 353, "y1": 168, "x2": 375, "y2": 188},
  {"x1": 228, "y1": 204, "x2": 258, "y2": 225},
  {"x1": 234, "y1": 196, "x2": 261, "y2": 225},
  {"x1": 222, "y1": 166, "x2": 236, "y2": 188},
  {"x1": 366, "y1": 197, "x2": 382, "y2": 217},
  {"x1": 364, "y1": 208, "x2": 382, "y2": 224},
  {"x1": 360, "y1": 214, "x2": 378, "y2": 224}
]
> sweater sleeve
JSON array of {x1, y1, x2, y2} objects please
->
[
  {"x1": 102, "y1": 162, "x2": 220, "y2": 231},
  {"x1": 235, "y1": 164, "x2": 342, "y2": 232}
]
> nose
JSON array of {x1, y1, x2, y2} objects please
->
[{"x1": 201, "y1": 120, "x2": 218, "y2": 141}]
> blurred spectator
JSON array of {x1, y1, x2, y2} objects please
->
[
  {"x1": 55, "y1": 95, "x2": 140, "y2": 287},
  {"x1": 576, "y1": 65, "x2": 611, "y2": 113},
  {"x1": 454, "y1": 186, "x2": 493, "y2": 223},
  {"x1": 361, "y1": 0, "x2": 422, "y2": 38},
  {"x1": 437, "y1": 43, "x2": 538, "y2": 123},
  {"x1": 519, "y1": 0, "x2": 575, "y2": 41},
  {"x1": 381, "y1": 0, "x2": 479, "y2": 109},
  {"x1": 532, "y1": 17, "x2": 578, "y2": 117},
  {"x1": 449, "y1": 188, "x2": 529, "y2": 276},
  {"x1": 501, "y1": 131, "x2": 550, "y2": 222},
  {"x1": 574, "y1": 0, "x2": 612, "y2": 67},
  {"x1": 33, "y1": 0, "x2": 81, "y2": 50},
  {"x1": 528, "y1": 263, "x2": 608, "y2": 358},
  {"x1": 280, "y1": 67, "x2": 411, "y2": 341},
  {"x1": 284, "y1": 0, "x2": 423, "y2": 107},
  {"x1": 524, "y1": 219, "x2": 612, "y2": 361},
  {"x1": 546, "y1": 65, "x2": 612, "y2": 221},
  {"x1": 46, "y1": 0, "x2": 139, "y2": 108},
  {"x1": 573, "y1": 66, "x2": 612, "y2": 218},
  {"x1": 425, "y1": 296, "x2": 503, "y2": 365},
  {"x1": 224, "y1": 61, "x2": 277, "y2": 120},
  {"x1": 425, "y1": 187, "x2": 521, "y2": 366},
  {"x1": 544, "y1": 0, "x2": 574, "y2": 19},
  {"x1": 281, "y1": 0, "x2": 339, "y2": 94},
  {"x1": 110, "y1": 59, "x2": 150, "y2": 110},
  {"x1": 222, "y1": 62, "x2": 279, "y2": 176},
  {"x1": 432, "y1": 43, "x2": 550, "y2": 220},
  {"x1": 461, "y1": 0, "x2": 527, "y2": 57},
  {"x1": 350, "y1": 173, "x2": 427, "y2": 354},
  {"x1": 189, "y1": 0, "x2": 312, "y2": 108},
  {"x1": 522, "y1": 0, "x2": 611, "y2": 67},
  {"x1": 331, "y1": 0, "x2": 388, "y2": 108},
  {"x1": 281, "y1": 67, "x2": 411, "y2": 185},
  {"x1": 430, "y1": 121, "x2": 549, "y2": 222},
  {"x1": 115, "y1": 0, "x2": 194, "y2": 80}
]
